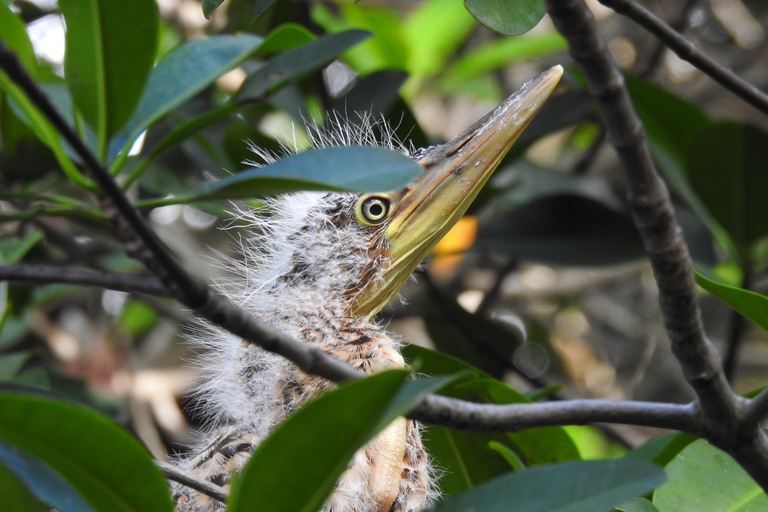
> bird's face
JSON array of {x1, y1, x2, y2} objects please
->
[{"x1": 351, "y1": 66, "x2": 563, "y2": 319}]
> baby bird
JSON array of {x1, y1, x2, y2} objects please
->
[{"x1": 170, "y1": 66, "x2": 563, "y2": 512}]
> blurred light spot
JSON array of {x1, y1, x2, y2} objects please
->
[
  {"x1": 27, "y1": 15, "x2": 65, "y2": 70},
  {"x1": 183, "y1": 205, "x2": 217, "y2": 230},
  {"x1": 709, "y1": 0, "x2": 764, "y2": 49},
  {"x1": 216, "y1": 67, "x2": 247, "y2": 95},
  {"x1": 260, "y1": 112, "x2": 310, "y2": 152},
  {"x1": 527, "y1": 298, "x2": 559, "y2": 317},
  {"x1": 457, "y1": 289, "x2": 484, "y2": 313},
  {"x1": 102, "y1": 290, "x2": 128, "y2": 316},
  {"x1": 150, "y1": 204, "x2": 182, "y2": 225},
  {"x1": 514, "y1": 343, "x2": 549, "y2": 378},
  {"x1": 128, "y1": 130, "x2": 147, "y2": 157},
  {"x1": 555, "y1": 308, "x2": 589, "y2": 337},
  {"x1": 520, "y1": 264, "x2": 556, "y2": 290},
  {"x1": 324, "y1": 60, "x2": 357, "y2": 97},
  {"x1": 494, "y1": 311, "x2": 527, "y2": 340},
  {"x1": 664, "y1": 51, "x2": 697, "y2": 83},
  {"x1": 608, "y1": 37, "x2": 636, "y2": 68}
]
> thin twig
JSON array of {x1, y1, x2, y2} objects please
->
[
  {"x1": 0, "y1": 264, "x2": 169, "y2": 296},
  {"x1": 156, "y1": 460, "x2": 229, "y2": 503},
  {"x1": 599, "y1": 0, "x2": 768, "y2": 116},
  {"x1": 636, "y1": 0, "x2": 700, "y2": 77}
]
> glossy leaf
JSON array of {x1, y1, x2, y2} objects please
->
[
  {"x1": 476, "y1": 194, "x2": 645, "y2": 266},
  {"x1": 0, "y1": 438, "x2": 95, "y2": 512},
  {"x1": 234, "y1": 30, "x2": 372, "y2": 101},
  {"x1": 431, "y1": 458, "x2": 664, "y2": 512},
  {"x1": 464, "y1": 0, "x2": 546, "y2": 36},
  {"x1": 695, "y1": 268, "x2": 768, "y2": 333},
  {"x1": 686, "y1": 122, "x2": 768, "y2": 255},
  {"x1": 227, "y1": 370, "x2": 414, "y2": 512},
  {"x1": 144, "y1": 145, "x2": 422, "y2": 207},
  {"x1": 617, "y1": 497, "x2": 661, "y2": 512},
  {"x1": 59, "y1": 0, "x2": 159, "y2": 151},
  {"x1": 653, "y1": 439, "x2": 768, "y2": 511},
  {"x1": 118, "y1": 34, "x2": 264, "y2": 163},
  {"x1": 0, "y1": 391, "x2": 173, "y2": 512}
]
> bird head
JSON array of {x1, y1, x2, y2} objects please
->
[{"x1": 350, "y1": 66, "x2": 563, "y2": 319}]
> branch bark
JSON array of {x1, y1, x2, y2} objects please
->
[
  {"x1": 546, "y1": 0, "x2": 768, "y2": 489},
  {"x1": 0, "y1": 264, "x2": 169, "y2": 296},
  {"x1": 599, "y1": 0, "x2": 768, "y2": 116},
  {"x1": 156, "y1": 460, "x2": 228, "y2": 503}
]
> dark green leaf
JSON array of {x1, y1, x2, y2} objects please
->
[
  {"x1": 430, "y1": 459, "x2": 664, "y2": 512},
  {"x1": 151, "y1": 145, "x2": 422, "y2": 206},
  {"x1": 0, "y1": 459, "x2": 49, "y2": 512},
  {"x1": 626, "y1": 432, "x2": 697, "y2": 467},
  {"x1": 118, "y1": 34, "x2": 264, "y2": 162},
  {"x1": 0, "y1": 230, "x2": 43, "y2": 263},
  {"x1": 653, "y1": 439, "x2": 768, "y2": 511},
  {"x1": 202, "y1": 0, "x2": 224, "y2": 18},
  {"x1": 685, "y1": 122, "x2": 768, "y2": 255},
  {"x1": 0, "y1": 392, "x2": 173, "y2": 512},
  {"x1": 464, "y1": 0, "x2": 546, "y2": 36},
  {"x1": 227, "y1": 370, "x2": 410, "y2": 512},
  {"x1": 0, "y1": 351, "x2": 34, "y2": 379},
  {"x1": 234, "y1": 30, "x2": 372, "y2": 101},
  {"x1": 0, "y1": 3, "x2": 37, "y2": 75},
  {"x1": 617, "y1": 497, "x2": 661, "y2": 512},
  {"x1": 488, "y1": 440, "x2": 525, "y2": 471},
  {"x1": 0, "y1": 438, "x2": 95, "y2": 512},
  {"x1": 252, "y1": 0, "x2": 280, "y2": 23},
  {"x1": 476, "y1": 194, "x2": 645, "y2": 266},
  {"x1": 256, "y1": 23, "x2": 315, "y2": 55},
  {"x1": 695, "y1": 268, "x2": 768, "y2": 333},
  {"x1": 59, "y1": 0, "x2": 159, "y2": 150}
]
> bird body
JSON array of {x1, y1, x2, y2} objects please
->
[{"x1": 170, "y1": 66, "x2": 563, "y2": 512}]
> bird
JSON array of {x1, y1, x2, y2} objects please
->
[{"x1": 170, "y1": 66, "x2": 563, "y2": 512}]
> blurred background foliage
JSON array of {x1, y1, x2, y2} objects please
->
[{"x1": 1, "y1": 0, "x2": 768, "y2": 510}]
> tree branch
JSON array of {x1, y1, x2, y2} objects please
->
[
  {"x1": 155, "y1": 460, "x2": 228, "y2": 504},
  {"x1": 599, "y1": 0, "x2": 768, "y2": 116},
  {"x1": 0, "y1": 264, "x2": 169, "y2": 296},
  {"x1": 545, "y1": 0, "x2": 768, "y2": 488}
]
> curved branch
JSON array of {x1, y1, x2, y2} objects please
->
[
  {"x1": 599, "y1": 0, "x2": 768, "y2": 116},
  {"x1": 0, "y1": 264, "x2": 169, "y2": 296},
  {"x1": 409, "y1": 395, "x2": 701, "y2": 434},
  {"x1": 155, "y1": 460, "x2": 228, "y2": 504}
]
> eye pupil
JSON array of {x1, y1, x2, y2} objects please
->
[{"x1": 361, "y1": 197, "x2": 389, "y2": 224}]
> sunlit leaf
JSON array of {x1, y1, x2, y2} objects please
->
[
  {"x1": 0, "y1": 391, "x2": 173, "y2": 512},
  {"x1": 431, "y1": 458, "x2": 664, "y2": 512},
  {"x1": 0, "y1": 3, "x2": 36, "y2": 75},
  {"x1": 59, "y1": 0, "x2": 159, "y2": 153},
  {"x1": 695, "y1": 267, "x2": 768, "y2": 333},
  {"x1": 654, "y1": 439, "x2": 768, "y2": 512},
  {"x1": 464, "y1": 0, "x2": 546, "y2": 36}
]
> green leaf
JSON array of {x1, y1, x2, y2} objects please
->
[
  {"x1": 0, "y1": 3, "x2": 37, "y2": 76},
  {"x1": 117, "y1": 34, "x2": 264, "y2": 166},
  {"x1": 234, "y1": 30, "x2": 372, "y2": 101},
  {"x1": 0, "y1": 230, "x2": 43, "y2": 263},
  {"x1": 227, "y1": 369, "x2": 412, "y2": 512},
  {"x1": 431, "y1": 458, "x2": 664, "y2": 512},
  {"x1": 202, "y1": 0, "x2": 224, "y2": 18},
  {"x1": 476, "y1": 194, "x2": 645, "y2": 266},
  {"x1": 142, "y1": 145, "x2": 422, "y2": 207},
  {"x1": 488, "y1": 440, "x2": 525, "y2": 471},
  {"x1": 464, "y1": 0, "x2": 546, "y2": 35},
  {"x1": 0, "y1": 351, "x2": 34, "y2": 379},
  {"x1": 653, "y1": 439, "x2": 768, "y2": 512},
  {"x1": 0, "y1": 438, "x2": 95, "y2": 512},
  {"x1": 685, "y1": 123, "x2": 768, "y2": 256},
  {"x1": 59, "y1": 0, "x2": 159, "y2": 155},
  {"x1": 626, "y1": 432, "x2": 697, "y2": 467},
  {"x1": 695, "y1": 268, "x2": 768, "y2": 333},
  {"x1": 0, "y1": 458, "x2": 49, "y2": 512},
  {"x1": 252, "y1": 0, "x2": 280, "y2": 23},
  {"x1": 617, "y1": 497, "x2": 661, "y2": 512},
  {"x1": 256, "y1": 23, "x2": 315, "y2": 55},
  {"x1": 0, "y1": 391, "x2": 173, "y2": 512}
]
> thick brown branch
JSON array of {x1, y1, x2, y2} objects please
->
[
  {"x1": 0, "y1": 264, "x2": 169, "y2": 296},
  {"x1": 599, "y1": 0, "x2": 768, "y2": 116},
  {"x1": 545, "y1": 0, "x2": 768, "y2": 488}
]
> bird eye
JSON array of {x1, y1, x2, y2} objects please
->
[{"x1": 358, "y1": 196, "x2": 390, "y2": 225}]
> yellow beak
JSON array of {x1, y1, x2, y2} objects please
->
[{"x1": 353, "y1": 65, "x2": 563, "y2": 318}]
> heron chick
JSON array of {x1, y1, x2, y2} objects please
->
[{"x1": 171, "y1": 66, "x2": 563, "y2": 512}]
